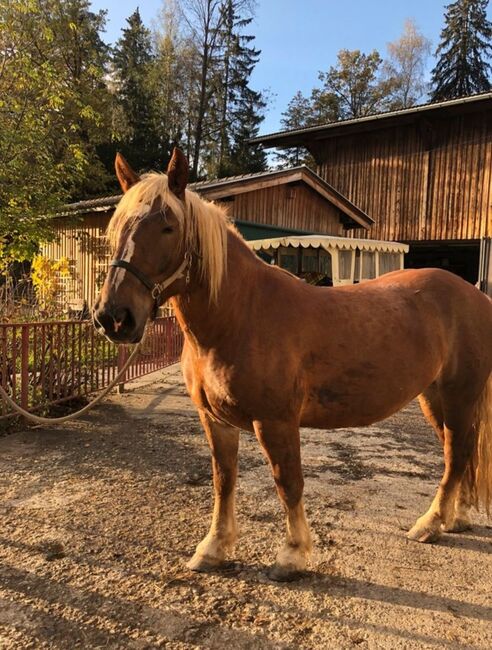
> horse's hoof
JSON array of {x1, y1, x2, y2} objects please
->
[
  {"x1": 187, "y1": 553, "x2": 223, "y2": 572},
  {"x1": 443, "y1": 518, "x2": 472, "y2": 533},
  {"x1": 407, "y1": 525, "x2": 441, "y2": 543},
  {"x1": 267, "y1": 563, "x2": 304, "y2": 582}
]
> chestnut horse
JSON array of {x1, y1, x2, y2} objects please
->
[{"x1": 94, "y1": 148, "x2": 492, "y2": 580}]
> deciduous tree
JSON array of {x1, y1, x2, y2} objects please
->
[
  {"x1": 0, "y1": 0, "x2": 110, "y2": 266},
  {"x1": 382, "y1": 19, "x2": 431, "y2": 109},
  {"x1": 318, "y1": 49, "x2": 384, "y2": 119}
]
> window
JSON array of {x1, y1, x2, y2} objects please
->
[
  {"x1": 361, "y1": 251, "x2": 376, "y2": 280},
  {"x1": 379, "y1": 252, "x2": 401, "y2": 275},
  {"x1": 338, "y1": 250, "x2": 353, "y2": 280},
  {"x1": 319, "y1": 250, "x2": 332, "y2": 278},
  {"x1": 302, "y1": 249, "x2": 318, "y2": 273},
  {"x1": 279, "y1": 247, "x2": 298, "y2": 274}
]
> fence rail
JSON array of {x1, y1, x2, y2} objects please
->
[{"x1": 0, "y1": 316, "x2": 183, "y2": 422}]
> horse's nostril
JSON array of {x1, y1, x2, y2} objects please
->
[
  {"x1": 93, "y1": 308, "x2": 113, "y2": 332},
  {"x1": 113, "y1": 307, "x2": 134, "y2": 332},
  {"x1": 93, "y1": 305, "x2": 135, "y2": 338}
]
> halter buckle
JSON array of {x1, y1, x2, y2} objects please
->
[{"x1": 151, "y1": 284, "x2": 162, "y2": 300}]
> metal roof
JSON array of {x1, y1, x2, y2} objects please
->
[
  {"x1": 250, "y1": 92, "x2": 492, "y2": 148},
  {"x1": 56, "y1": 165, "x2": 374, "y2": 228}
]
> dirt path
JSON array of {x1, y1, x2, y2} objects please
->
[{"x1": 0, "y1": 366, "x2": 491, "y2": 649}]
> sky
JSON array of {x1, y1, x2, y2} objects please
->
[{"x1": 90, "y1": 1, "x2": 476, "y2": 135}]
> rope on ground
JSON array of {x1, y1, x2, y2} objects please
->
[{"x1": 0, "y1": 339, "x2": 142, "y2": 426}]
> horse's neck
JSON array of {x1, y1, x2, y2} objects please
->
[{"x1": 172, "y1": 231, "x2": 260, "y2": 350}]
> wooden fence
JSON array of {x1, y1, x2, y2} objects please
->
[{"x1": 0, "y1": 316, "x2": 183, "y2": 422}]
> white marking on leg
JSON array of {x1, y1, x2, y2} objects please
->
[{"x1": 276, "y1": 500, "x2": 312, "y2": 571}]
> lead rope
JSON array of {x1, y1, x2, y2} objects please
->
[
  {"x1": 0, "y1": 337, "x2": 143, "y2": 427},
  {"x1": 0, "y1": 254, "x2": 191, "y2": 427}
]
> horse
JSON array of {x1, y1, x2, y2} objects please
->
[{"x1": 93, "y1": 148, "x2": 492, "y2": 581}]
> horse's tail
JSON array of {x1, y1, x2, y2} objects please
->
[{"x1": 470, "y1": 373, "x2": 492, "y2": 515}]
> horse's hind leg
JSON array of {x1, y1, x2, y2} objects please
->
[
  {"x1": 253, "y1": 420, "x2": 312, "y2": 581},
  {"x1": 408, "y1": 389, "x2": 477, "y2": 543},
  {"x1": 416, "y1": 385, "x2": 474, "y2": 535},
  {"x1": 188, "y1": 412, "x2": 239, "y2": 571},
  {"x1": 443, "y1": 472, "x2": 474, "y2": 532},
  {"x1": 418, "y1": 384, "x2": 445, "y2": 443}
]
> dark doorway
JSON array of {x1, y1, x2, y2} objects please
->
[{"x1": 405, "y1": 241, "x2": 480, "y2": 284}]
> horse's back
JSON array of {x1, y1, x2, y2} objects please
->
[{"x1": 294, "y1": 267, "x2": 492, "y2": 428}]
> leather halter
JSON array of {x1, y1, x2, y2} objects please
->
[{"x1": 110, "y1": 252, "x2": 191, "y2": 316}]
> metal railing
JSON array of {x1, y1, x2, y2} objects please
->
[{"x1": 0, "y1": 316, "x2": 183, "y2": 421}]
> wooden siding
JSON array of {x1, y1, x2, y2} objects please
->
[
  {"x1": 41, "y1": 181, "x2": 349, "y2": 304},
  {"x1": 41, "y1": 213, "x2": 110, "y2": 307},
  {"x1": 316, "y1": 110, "x2": 492, "y2": 241},
  {"x1": 224, "y1": 184, "x2": 346, "y2": 235}
]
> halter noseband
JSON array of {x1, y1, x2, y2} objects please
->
[{"x1": 110, "y1": 252, "x2": 191, "y2": 316}]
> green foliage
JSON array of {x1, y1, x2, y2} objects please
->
[
  {"x1": 277, "y1": 18, "x2": 433, "y2": 167},
  {"x1": 431, "y1": 0, "x2": 492, "y2": 101},
  {"x1": 205, "y1": 0, "x2": 266, "y2": 177},
  {"x1": 276, "y1": 90, "x2": 338, "y2": 168},
  {"x1": 318, "y1": 49, "x2": 384, "y2": 119},
  {"x1": 151, "y1": 2, "x2": 196, "y2": 162},
  {"x1": 112, "y1": 9, "x2": 168, "y2": 171},
  {"x1": 275, "y1": 49, "x2": 384, "y2": 168},
  {"x1": 0, "y1": 0, "x2": 268, "y2": 275},
  {"x1": 0, "y1": 0, "x2": 111, "y2": 267},
  {"x1": 159, "y1": 0, "x2": 266, "y2": 179}
]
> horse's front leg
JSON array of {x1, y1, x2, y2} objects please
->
[
  {"x1": 187, "y1": 411, "x2": 239, "y2": 571},
  {"x1": 253, "y1": 420, "x2": 312, "y2": 581}
]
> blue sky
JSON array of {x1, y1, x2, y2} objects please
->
[{"x1": 90, "y1": 1, "x2": 478, "y2": 134}]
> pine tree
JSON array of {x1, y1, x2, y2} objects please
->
[
  {"x1": 275, "y1": 93, "x2": 314, "y2": 169},
  {"x1": 275, "y1": 89, "x2": 339, "y2": 169},
  {"x1": 207, "y1": 0, "x2": 266, "y2": 177},
  {"x1": 227, "y1": 86, "x2": 266, "y2": 175},
  {"x1": 112, "y1": 9, "x2": 164, "y2": 171},
  {"x1": 431, "y1": 0, "x2": 492, "y2": 101}
]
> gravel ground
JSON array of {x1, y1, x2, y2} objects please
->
[{"x1": 0, "y1": 365, "x2": 491, "y2": 649}]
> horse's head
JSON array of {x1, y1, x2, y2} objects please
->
[{"x1": 93, "y1": 148, "x2": 189, "y2": 343}]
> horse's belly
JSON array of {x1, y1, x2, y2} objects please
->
[
  {"x1": 300, "y1": 396, "x2": 409, "y2": 429},
  {"x1": 300, "y1": 373, "x2": 431, "y2": 429}
]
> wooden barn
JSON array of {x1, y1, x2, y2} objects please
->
[
  {"x1": 251, "y1": 92, "x2": 492, "y2": 293},
  {"x1": 42, "y1": 166, "x2": 373, "y2": 307}
]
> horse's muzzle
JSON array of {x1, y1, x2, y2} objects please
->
[{"x1": 92, "y1": 304, "x2": 140, "y2": 343}]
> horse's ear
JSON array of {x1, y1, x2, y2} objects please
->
[
  {"x1": 115, "y1": 152, "x2": 140, "y2": 193},
  {"x1": 167, "y1": 147, "x2": 188, "y2": 198}
]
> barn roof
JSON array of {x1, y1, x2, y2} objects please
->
[
  {"x1": 250, "y1": 92, "x2": 492, "y2": 148},
  {"x1": 58, "y1": 165, "x2": 374, "y2": 229}
]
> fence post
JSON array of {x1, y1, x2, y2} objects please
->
[
  {"x1": 21, "y1": 326, "x2": 29, "y2": 410},
  {"x1": 117, "y1": 345, "x2": 128, "y2": 394}
]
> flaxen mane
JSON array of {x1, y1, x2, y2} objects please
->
[{"x1": 107, "y1": 173, "x2": 229, "y2": 302}]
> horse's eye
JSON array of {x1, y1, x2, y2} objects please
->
[{"x1": 162, "y1": 226, "x2": 173, "y2": 234}]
